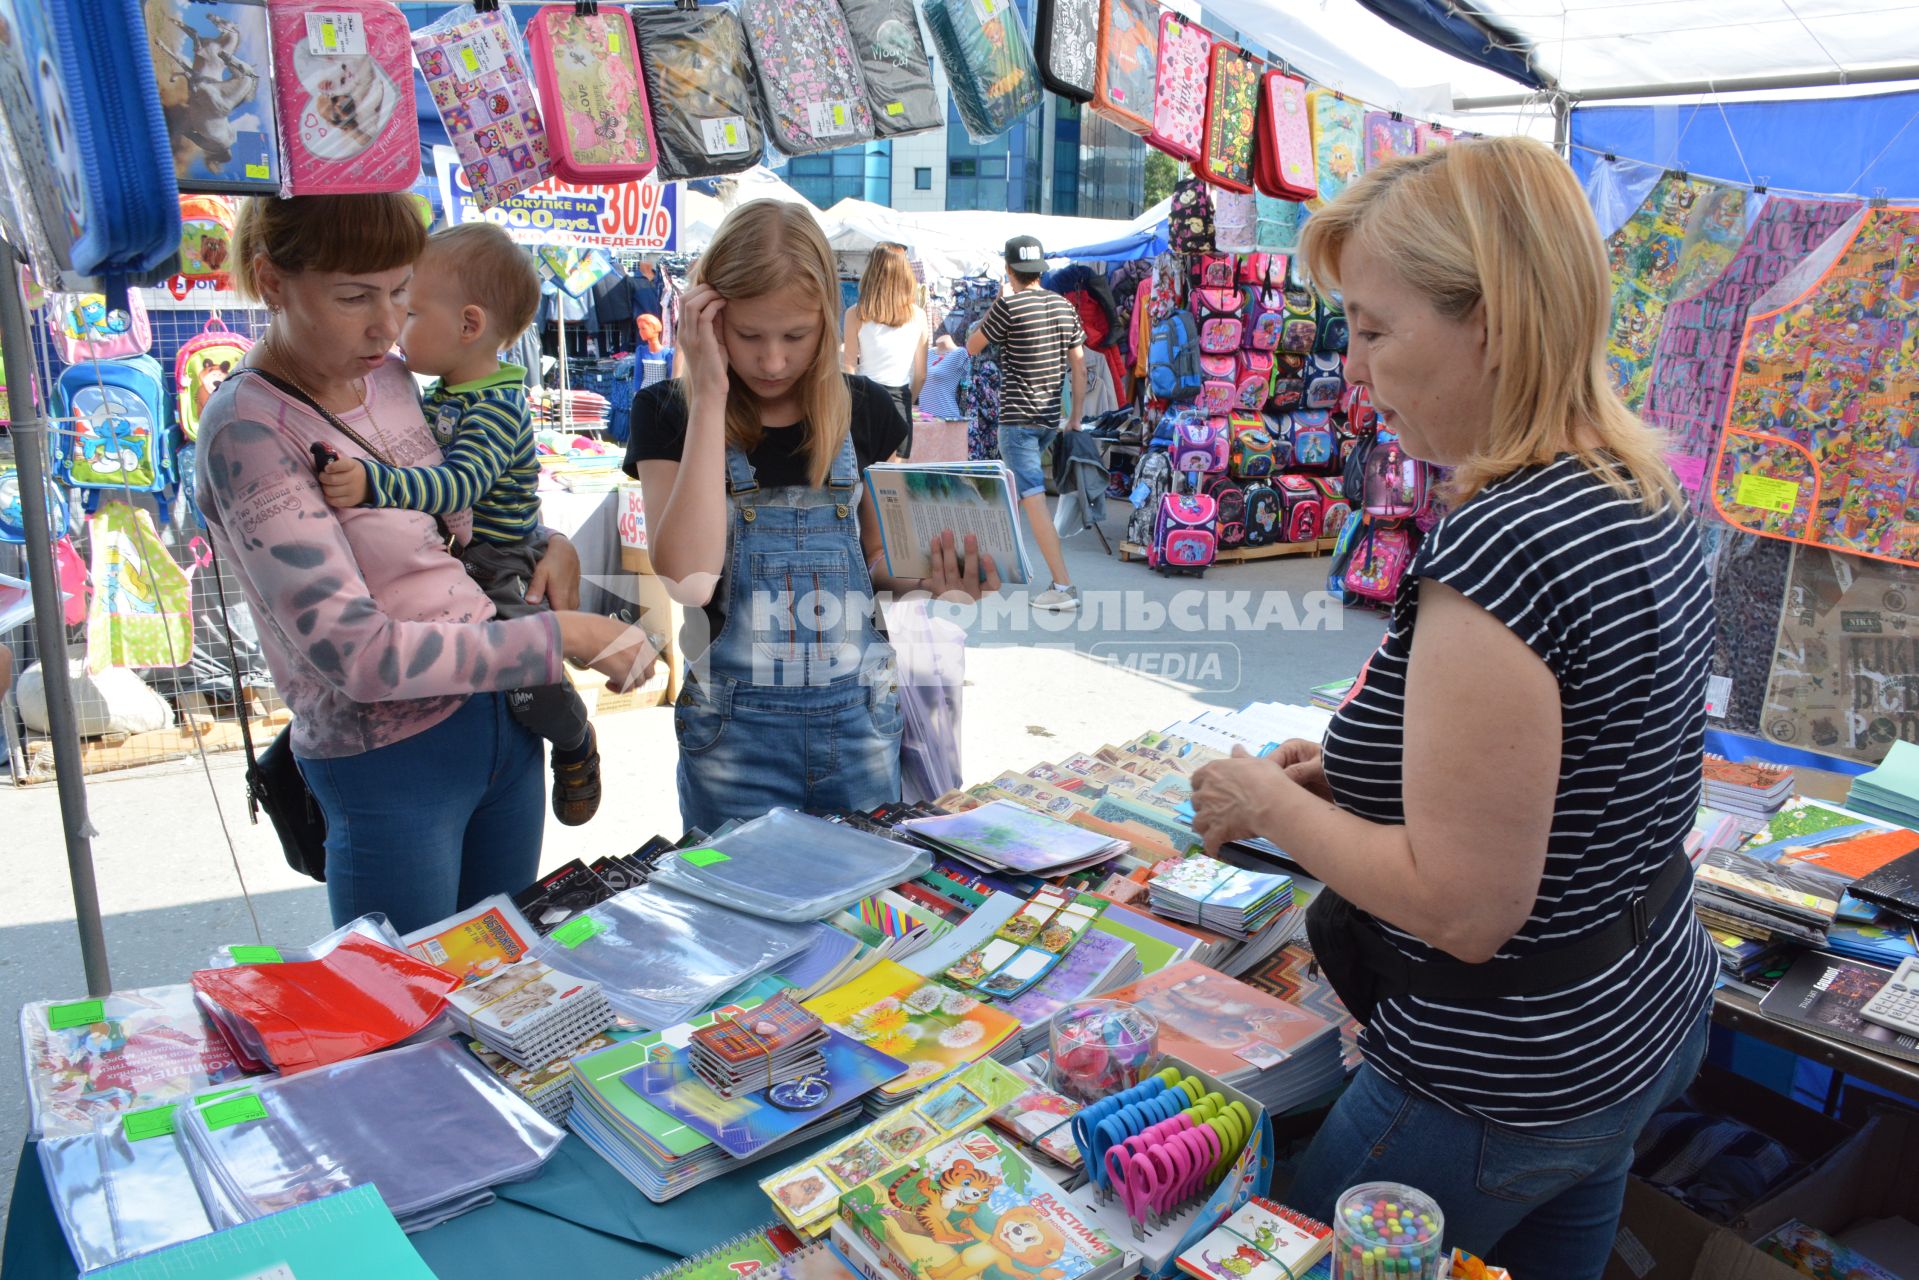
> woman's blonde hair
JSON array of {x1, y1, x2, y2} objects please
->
[
  {"x1": 856, "y1": 243, "x2": 918, "y2": 329},
  {"x1": 1299, "y1": 136, "x2": 1678, "y2": 510},
  {"x1": 230, "y1": 194, "x2": 426, "y2": 301},
  {"x1": 690, "y1": 200, "x2": 850, "y2": 488}
]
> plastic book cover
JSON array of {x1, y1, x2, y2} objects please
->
[
  {"x1": 513, "y1": 858, "x2": 615, "y2": 934},
  {"x1": 450, "y1": 958, "x2": 601, "y2": 1036},
  {"x1": 806, "y1": 960, "x2": 1021, "y2": 1095},
  {"x1": 144, "y1": 0, "x2": 281, "y2": 192},
  {"x1": 1101, "y1": 961, "x2": 1336, "y2": 1076},
  {"x1": 839, "y1": 1127, "x2": 1122, "y2": 1280},
  {"x1": 989, "y1": 1084, "x2": 1082, "y2": 1169},
  {"x1": 403, "y1": 894, "x2": 537, "y2": 984},
  {"x1": 22, "y1": 984, "x2": 251, "y2": 1139},
  {"x1": 901, "y1": 801, "x2": 1120, "y2": 873}
]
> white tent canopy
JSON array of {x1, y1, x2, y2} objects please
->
[{"x1": 822, "y1": 198, "x2": 1160, "y2": 279}]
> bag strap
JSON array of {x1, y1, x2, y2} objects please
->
[{"x1": 206, "y1": 542, "x2": 263, "y2": 825}]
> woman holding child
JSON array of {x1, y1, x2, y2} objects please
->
[{"x1": 194, "y1": 194, "x2": 653, "y2": 934}]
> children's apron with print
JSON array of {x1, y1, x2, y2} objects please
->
[{"x1": 675, "y1": 432, "x2": 902, "y2": 830}]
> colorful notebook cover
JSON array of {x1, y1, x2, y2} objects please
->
[
  {"x1": 693, "y1": 992, "x2": 826, "y2": 1067},
  {"x1": 88, "y1": 1184, "x2": 433, "y2": 1278},
  {"x1": 1100, "y1": 961, "x2": 1337, "y2": 1075},
  {"x1": 403, "y1": 894, "x2": 537, "y2": 984},
  {"x1": 1175, "y1": 1197, "x2": 1333, "y2": 1280},
  {"x1": 805, "y1": 961, "x2": 1021, "y2": 1095}
]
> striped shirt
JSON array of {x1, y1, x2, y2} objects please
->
[
  {"x1": 1321, "y1": 456, "x2": 1718, "y2": 1126},
  {"x1": 978, "y1": 288, "x2": 1084, "y2": 426},
  {"x1": 363, "y1": 364, "x2": 540, "y2": 546}
]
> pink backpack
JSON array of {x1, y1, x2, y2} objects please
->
[
  {"x1": 1196, "y1": 355, "x2": 1236, "y2": 414},
  {"x1": 1276, "y1": 475, "x2": 1322, "y2": 543},
  {"x1": 1234, "y1": 351, "x2": 1273, "y2": 410},
  {"x1": 1310, "y1": 475, "x2": 1352, "y2": 541},
  {"x1": 1147, "y1": 12, "x2": 1213, "y2": 163},
  {"x1": 1245, "y1": 290, "x2": 1287, "y2": 352},
  {"x1": 1194, "y1": 288, "x2": 1246, "y2": 353},
  {"x1": 1149, "y1": 493, "x2": 1218, "y2": 571},
  {"x1": 50, "y1": 294, "x2": 151, "y2": 364},
  {"x1": 1237, "y1": 252, "x2": 1287, "y2": 288},
  {"x1": 1171, "y1": 415, "x2": 1230, "y2": 473},
  {"x1": 269, "y1": 0, "x2": 421, "y2": 194},
  {"x1": 1194, "y1": 252, "x2": 1237, "y2": 289},
  {"x1": 1343, "y1": 523, "x2": 1416, "y2": 604}
]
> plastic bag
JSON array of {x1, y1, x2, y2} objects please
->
[
  {"x1": 204, "y1": 913, "x2": 402, "y2": 969},
  {"x1": 653, "y1": 807, "x2": 933, "y2": 921},
  {"x1": 630, "y1": 3, "x2": 765, "y2": 181},
  {"x1": 411, "y1": 4, "x2": 553, "y2": 209},
  {"x1": 921, "y1": 0, "x2": 1043, "y2": 143},
  {"x1": 836, "y1": 0, "x2": 941, "y2": 137},
  {"x1": 886, "y1": 599, "x2": 966, "y2": 803},
  {"x1": 39, "y1": 1126, "x2": 218, "y2": 1271}
]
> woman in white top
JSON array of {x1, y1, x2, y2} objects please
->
[{"x1": 842, "y1": 243, "x2": 928, "y2": 457}]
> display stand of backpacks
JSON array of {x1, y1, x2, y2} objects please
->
[
  {"x1": 1342, "y1": 520, "x2": 1416, "y2": 605},
  {"x1": 268, "y1": 0, "x2": 421, "y2": 194},
  {"x1": 922, "y1": 0, "x2": 1043, "y2": 142},
  {"x1": 1169, "y1": 412, "x2": 1229, "y2": 474},
  {"x1": 57, "y1": 357, "x2": 171, "y2": 492},
  {"x1": 1126, "y1": 448, "x2": 1173, "y2": 547},
  {"x1": 176, "y1": 318, "x2": 254, "y2": 444},
  {"x1": 1228, "y1": 415, "x2": 1278, "y2": 478},
  {"x1": 1201, "y1": 473, "x2": 1247, "y2": 549},
  {"x1": 1240, "y1": 479, "x2": 1280, "y2": 546},
  {"x1": 1253, "y1": 69, "x2": 1317, "y2": 201},
  {"x1": 1147, "y1": 310, "x2": 1203, "y2": 401},
  {"x1": 632, "y1": 3, "x2": 766, "y2": 180},
  {"x1": 1147, "y1": 493, "x2": 1217, "y2": 574},
  {"x1": 1090, "y1": 0, "x2": 1157, "y2": 135},
  {"x1": 1195, "y1": 43, "x2": 1258, "y2": 194},
  {"x1": 1033, "y1": 0, "x2": 1099, "y2": 103},
  {"x1": 1146, "y1": 12, "x2": 1213, "y2": 164},
  {"x1": 1275, "y1": 475, "x2": 1322, "y2": 543},
  {"x1": 837, "y1": 0, "x2": 942, "y2": 136},
  {"x1": 740, "y1": 0, "x2": 876, "y2": 154},
  {"x1": 414, "y1": 5, "x2": 553, "y2": 206},
  {"x1": 50, "y1": 294, "x2": 153, "y2": 365}
]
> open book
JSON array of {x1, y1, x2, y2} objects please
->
[{"x1": 864, "y1": 461, "x2": 1034, "y2": 586}]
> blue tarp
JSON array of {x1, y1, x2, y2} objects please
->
[
  {"x1": 1351, "y1": 0, "x2": 1541, "y2": 90},
  {"x1": 1055, "y1": 222, "x2": 1169, "y2": 262},
  {"x1": 1570, "y1": 89, "x2": 1919, "y2": 201}
]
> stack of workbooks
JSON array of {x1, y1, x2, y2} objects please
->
[
  {"x1": 997, "y1": 929, "x2": 1144, "y2": 1061},
  {"x1": 1694, "y1": 847, "x2": 1841, "y2": 950},
  {"x1": 1149, "y1": 855, "x2": 1295, "y2": 939},
  {"x1": 445, "y1": 958, "x2": 613, "y2": 1070},
  {"x1": 1702, "y1": 755, "x2": 1796, "y2": 817},
  {"x1": 1848, "y1": 741, "x2": 1919, "y2": 829}
]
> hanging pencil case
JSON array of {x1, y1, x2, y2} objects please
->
[
  {"x1": 1363, "y1": 110, "x2": 1418, "y2": 168},
  {"x1": 1254, "y1": 69, "x2": 1317, "y2": 201},
  {"x1": 268, "y1": 0, "x2": 421, "y2": 194},
  {"x1": 740, "y1": 0, "x2": 875, "y2": 155},
  {"x1": 921, "y1": 0, "x2": 1044, "y2": 144},
  {"x1": 524, "y1": 4, "x2": 657, "y2": 183},
  {"x1": 835, "y1": 0, "x2": 942, "y2": 137},
  {"x1": 1034, "y1": 0, "x2": 1099, "y2": 103},
  {"x1": 1196, "y1": 42, "x2": 1259, "y2": 194},
  {"x1": 631, "y1": 3, "x2": 765, "y2": 181},
  {"x1": 414, "y1": 4, "x2": 554, "y2": 205},
  {"x1": 145, "y1": 0, "x2": 283, "y2": 195},
  {"x1": 1147, "y1": 12, "x2": 1214, "y2": 165},
  {"x1": 1307, "y1": 88, "x2": 1362, "y2": 207},
  {"x1": 1090, "y1": 0, "x2": 1157, "y2": 135},
  {"x1": 1416, "y1": 123, "x2": 1455, "y2": 151}
]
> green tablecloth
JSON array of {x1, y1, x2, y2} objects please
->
[{"x1": 4, "y1": 1130, "x2": 844, "y2": 1277}]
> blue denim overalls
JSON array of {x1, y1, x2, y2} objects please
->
[{"x1": 674, "y1": 432, "x2": 902, "y2": 831}]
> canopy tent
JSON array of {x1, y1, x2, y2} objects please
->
[
  {"x1": 820, "y1": 199, "x2": 1157, "y2": 280},
  {"x1": 1053, "y1": 199, "x2": 1174, "y2": 263}
]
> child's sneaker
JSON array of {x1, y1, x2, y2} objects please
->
[
  {"x1": 551, "y1": 723, "x2": 602, "y2": 826},
  {"x1": 1033, "y1": 585, "x2": 1080, "y2": 613}
]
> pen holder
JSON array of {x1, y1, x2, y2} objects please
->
[
  {"x1": 1049, "y1": 999, "x2": 1159, "y2": 1103},
  {"x1": 1334, "y1": 1182, "x2": 1444, "y2": 1280}
]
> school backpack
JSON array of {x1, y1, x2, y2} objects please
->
[
  {"x1": 1201, "y1": 473, "x2": 1247, "y2": 549},
  {"x1": 175, "y1": 317, "x2": 253, "y2": 443},
  {"x1": 1197, "y1": 42, "x2": 1259, "y2": 194},
  {"x1": 1245, "y1": 290, "x2": 1288, "y2": 353},
  {"x1": 1267, "y1": 353, "x2": 1306, "y2": 412},
  {"x1": 0, "y1": 461, "x2": 70, "y2": 544},
  {"x1": 1147, "y1": 310, "x2": 1203, "y2": 401},
  {"x1": 1317, "y1": 297, "x2": 1350, "y2": 353},
  {"x1": 1148, "y1": 493, "x2": 1217, "y2": 572},
  {"x1": 414, "y1": 5, "x2": 553, "y2": 208},
  {"x1": 57, "y1": 356, "x2": 170, "y2": 492},
  {"x1": 1090, "y1": 0, "x2": 1157, "y2": 136},
  {"x1": 177, "y1": 197, "x2": 237, "y2": 285},
  {"x1": 1196, "y1": 354, "x2": 1236, "y2": 414},
  {"x1": 1234, "y1": 351, "x2": 1273, "y2": 411},
  {"x1": 1280, "y1": 288, "x2": 1318, "y2": 353},
  {"x1": 1241, "y1": 480, "x2": 1281, "y2": 547},
  {"x1": 1194, "y1": 252, "x2": 1237, "y2": 290},
  {"x1": 50, "y1": 294, "x2": 152, "y2": 364},
  {"x1": 1147, "y1": 12, "x2": 1213, "y2": 164},
  {"x1": 837, "y1": 0, "x2": 942, "y2": 137},
  {"x1": 1034, "y1": 0, "x2": 1099, "y2": 103},
  {"x1": 1340, "y1": 382, "x2": 1377, "y2": 435},
  {"x1": 1360, "y1": 439, "x2": 1432, "y2": 521},
  {"x1": 1302, "y1": 352, "x2": 1345, "y2": 409},
  {"x1": 1127, "y1": 448, "x2": 1174, "y2": 546},
  {"x1": 1168, "y1": 177, "x2": 1216, "y2": 256},
  {"x1": 740, "y1": 0, "x2": 876, "y2": 155},
  {"x1": 1228, "y1": 416, "x2": 1279, "y2": 479},
  {"x1": 1343, "y1": 521, "x2": 1416, "y2": 605},
  {"x1": 1238, "y1": 253, "x2": 1287, "y2": 289},
  {"x1": 632, "y1": 2, "x2": 766, "y2": 180},
  {"x1": 1171, "y1": 413, "x2": 1230, "y2": 474},
  {"x1": 268, "y1": 0, "x2": 421, "y2": 194},
  {"x1": 1254, "y1": 69, "x2": 1317, "y2": 201},
  {"x1": 1193, "y1": 288, "x2": 1246, "y2": 354},
  {"x1": 1275, "y1": 475, "x2": 1322, "y2": 543},
  {"x1": 1284, "y1": 410, "x2": 1335, "y2": 471},
  {"x1": 922, "y1": 0, "x2": 1042, "y2": 143},
  {"x1": 1310, "y1": 475, "x2": 1352, "y2": 541}
]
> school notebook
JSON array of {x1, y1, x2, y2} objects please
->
[{"x1": 89, "y1": 1183, "x2": 433, "y2": 1278}]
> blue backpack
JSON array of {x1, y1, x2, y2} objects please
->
[
  {"x1": 58, "y1": 356, "x2": 171, "y2": 492},
  {"x1": 1148, "y1": 310, "x2": 1204, "y2": 402}
]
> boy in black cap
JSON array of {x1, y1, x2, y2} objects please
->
[{"x1": 967, "y1": 234, "x2": 1086, "y2": 611}]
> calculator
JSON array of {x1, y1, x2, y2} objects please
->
[{"x1": 1860, "y1": 956, "x2": 1919, "y2": 1038}]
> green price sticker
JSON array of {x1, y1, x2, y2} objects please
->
[
  {"x1": 551, "y1": 915, "x2": 605, "y2": 949},
  {"x1": 679, "y1": 848, "x2": 731, "y2": 867},
  {"x1": 244, "y1": 162, "x2": 270, "y2": 180},
  {"x1": 201, "y1": 1095, "x2": 268, "y2": 1131},
  {"x1": 724, "y1": 123, "x2": 740, "y2": 147},
  {"x1": 228, "y1": 945, "x2": 283, "y2": 965},
  {"x1": 320, "y1": 19, "x2": 339, "y2": 50},
  {"x1": 886, "y1": 102, "x2": 905, "y2": 116},
  {"x1": 47, "y1": 1000, "x2": 104, "y2": 1030},
  {"x1": 123, "y1": 1105, "x2": 178, "y2": 1142},
  {"x1": 833, "y1": 104, "x2": 848, "y2": 127},
  {"x1": 1735, "y1": 473, "x2": 1800, "y2": 515},
  {"x1": 461, "y1": 46, "x2": 481, "y2": 71}
]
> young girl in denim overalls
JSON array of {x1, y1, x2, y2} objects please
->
[{"x1": 633, "y1": 202, "x2": 1000, "y2": 832}]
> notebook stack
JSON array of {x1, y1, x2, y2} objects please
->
[
  {"x1": 689, "y1": 991, "x2": 830, "y2": 1099},
  {"x1": 900, "y1": 800, "x2": 1128, "y2": 876},
  {"x1": 445, "y1": 958, "x2": 613, "y2": 1070},
  {"x1": 1695, "y1": 847, "x2": 1842, "y2": 950},
  {"x1": 1848, "y1": 741, "x2": 1919, "y2": 829},
  {"x1": 1148, "y1": 855, "x2": 1295, "y2": 939},
  {"x1": 1702, "y1": 755, "x2": 1796, "y2": 817},
  {"x1": 996, "y1": 929, "x2": 1143, "y2": 1061}
]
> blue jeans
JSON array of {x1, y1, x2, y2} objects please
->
[
  {"x1": 297, "y1": 692, "x2": 544, "y2": 935},
  {"x1": 998, "y1": 422, "x2": 1059, "y2": 498},
  {"x1": 1284, "y1": 1010, "x2": 1710, "y2": 1279}
]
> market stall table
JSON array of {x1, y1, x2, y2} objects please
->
[{"x1": 1712, "y1": 986, "x2": 1919, "y2": 1104}]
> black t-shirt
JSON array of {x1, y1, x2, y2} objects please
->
[{"x1": 621, "y1": 374, "x2": 907, "y2": 485}]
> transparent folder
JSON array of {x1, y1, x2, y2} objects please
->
[{"x1": 651, "y1": 807, "x2": 933, "y2": 921}]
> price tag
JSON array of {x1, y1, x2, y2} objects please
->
[
  {"x1": 228, "y1": 945, "x2": 283, "y2": 965},
  {"x1": 1704, "y1": 674, "x2": 1732, "y2": 720},
  {"x1": 680, "y1": 848, "x2": 731, "y2": 867},
  {"x1": 1165, "y1": 17, "x2": 1181, "y2": 37},
  {"x1": 451, "y1": 34, "x2": 507, "y2": 81},
  {"x1": 806, "y1": 101, "x2": 860, "y2": 138},
  {"x1": 971, "y1": 0, "x2": 1003, "y2": 23},
  {"x1": 47, "y1": 1000, "x2": 104, "y2": 1030},
  {"x1": 305, "y1": 12, "x2": 368, "y2": 57},
  {"x1": 123, "y1": 1105, "x2": 178, "y2": 1142},
  {"x1": 608, "y1": 28, "x2": 623, "y2": 55},
  {"x1": 885, "y1": 101, "x2": 905, "y2": 117},
  {"x1": 1735, "y1": 473, "x2": 1800, "y2": 515},
  {"x1": 244, "y1": 162, "x2": 271, "y2": 180},
  {"x1": 201, "y1": 1095, "x2": 269, "y2": 1131},
  {"x1": 551, "y1": 915, "x2": 605, "y2": 949},
  {"x1": 701, "y1": 116, "x2": 752, "y2": 155}
]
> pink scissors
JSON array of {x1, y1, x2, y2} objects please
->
[
  {"x1": 1168, "y1": 1122, "x2": 1222, "y2": 1206},
  {"x1": 1105, "y1": 1145, "x2": 1168, "y2": 1232}
]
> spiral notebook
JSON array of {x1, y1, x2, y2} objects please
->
[
  {"x1": 638, "y1": 1225, "x2": 856, "y2": 1280},
  {"x1": 1175, "y1": 1197, "x2": 1333, "y2": 1280}
]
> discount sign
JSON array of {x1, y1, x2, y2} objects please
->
[{"x1": 433, "y1": 145, "x2": 677, "y2": 251}]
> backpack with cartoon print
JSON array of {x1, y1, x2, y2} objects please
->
[
  {"x1": 58, "y1": 356, "x2": 171, "y2": 492},
  {"x1": 175, "y1": 317, "x2": 253, "y2": 443}
]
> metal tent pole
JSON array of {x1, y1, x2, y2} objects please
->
[
  {"x1": 1455, "y1": 64, "x2": 1919, "y2": 111},
  {"x1": 0, "y1": 257, "x2": 111, "y2": 996}
]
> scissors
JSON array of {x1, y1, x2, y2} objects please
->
[
  {"x1": 1106, "y1": 1136, "x2": 1196, "y2": 1229},
  {"x1": 1166, "y1": 1121, "x2": 1222, "y2": 1207},
  {"x1": 1074, "y1": 1069, "x2": 1176, "y2": 1171}
]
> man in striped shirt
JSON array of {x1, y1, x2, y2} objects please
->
[{"x1": 317, "y1": 223, "x2": 601, "y2": 824}]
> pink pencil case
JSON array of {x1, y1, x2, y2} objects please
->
[
  {"x1": 525, "y1": 4, "x2": 658, "y2": 183},
  {"x1": 268, "y1": 0, "x2": 421, "y2": 194}
]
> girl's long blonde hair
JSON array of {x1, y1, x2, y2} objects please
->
[
  {"x1": 855, "y1": 243, "x2": 918, "y2": 329},
  {"x1": 1299, "y1": 136, "x2": 1678, "y2": 510},
  {"x1": 690, "y1": 200, "x2": 850, "y2": 488}
]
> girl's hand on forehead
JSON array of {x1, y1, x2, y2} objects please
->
[{"x1": 681, "y1": 284, "x2": 732, "y2": 404}]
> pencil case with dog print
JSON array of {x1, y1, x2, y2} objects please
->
[{"x1": 268, "y1": 0, "x2": 420, "y2": 194}]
